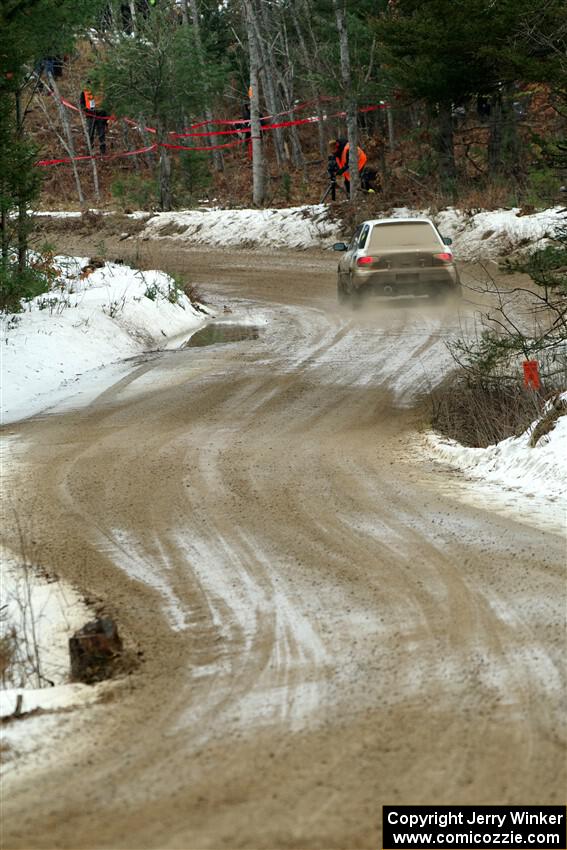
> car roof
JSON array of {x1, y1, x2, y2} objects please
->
[{"x1": 363, "y1": 217, "x2": 436, "y2": 226}]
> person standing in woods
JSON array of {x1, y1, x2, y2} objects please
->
[
  {"x1": 80, "y1": 81, "x2": 108, "y2": 154},
  {"x1": 329, "y1": 138, "x2": 379, "y2": 195}
]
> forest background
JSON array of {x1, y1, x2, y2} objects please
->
[{"x1": 1, "y1": 0, "x2": 566, "y2": 307}]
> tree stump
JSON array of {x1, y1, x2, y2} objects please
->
[{"x1": 69, "y1": 618, "x2": 123, "y2": 684}]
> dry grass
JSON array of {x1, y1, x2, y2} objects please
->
[
  {"x1": 0, "y1": 605, "x2": 16, "y2": 683},
  {"x1": 455, "y1": 183, "x2": 516, "y2": 212},
  {"x1": 430, "y1": 376, "x2": 546, "y2": 448},
  {"x1": 0, "y1": 633, "x2": 16, "y2": 683},
  {"x1": 180, "y1": 279, "x2": 205, "y2": 306}
]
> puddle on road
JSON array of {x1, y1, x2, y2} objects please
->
[{"x1": 185, "y1": 323, "x2": 260, "y2": 347}]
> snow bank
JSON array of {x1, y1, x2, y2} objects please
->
[
  {"x1": 0, "y1": 683, "x2": 95, "y2": 719},
  {"x1": 0, "y1": 257, "x2": 207, "y2": 424},
  {"x1": 136, "y1": 203, "x2": 565, "y2": 258},
  {"x1": 0, "y1": 680, "x2": 100, "y2": 773},
  {"x1": 433, "y1": 206, "x2": 563, "y2": 261},
  {"x1": 140, "y1": 204, "x2": 340, "y2": 249},
  {"x1": 380, "y1": 205, "x2": 563, "y2": 261},
  {"x1": 427, "y1": 394, "x2": 567, "y2": 503}
]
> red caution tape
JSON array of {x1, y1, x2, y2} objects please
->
[
  {"x1": 35, "y1": 91, "x2": 388, "y2": 167},
  {"x1": 46, "y1": 82, "x2": 387, "y2": 137},
  {"x1": 37, "y1": 143, "x2": 157, "y2": 166},
  {"x1": 36, "y1": 137, "x2": 246, "y2": 166}
]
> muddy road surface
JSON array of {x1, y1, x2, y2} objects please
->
[{"x1": 2, "y1": 241, "x2": 565, "y2": 849}]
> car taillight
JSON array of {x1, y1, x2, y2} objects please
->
[
  {"x1": 433, "y1": 252, "x2": 453, "y2": 262},
  {"x1": 357, "y1": 256, "x2": 375, "y2": 266}
]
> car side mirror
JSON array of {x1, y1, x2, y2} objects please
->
[
  {"x1": 443, "y1": 236, "x2": 453, "y2": 246},
  {"x1": 333, "y1": 242, "x2": 348, "y2": 251}
]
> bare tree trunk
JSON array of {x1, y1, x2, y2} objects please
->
[
  {"x1": 437, "y1": 101, "x2": 456, "y2": 193},
  {"x1": 243, "y1": 0, "x2": 265, "y2": 206},
  {"x1": 46, "y1": 74, "x2": 84, "y2": 205},
  {"x1": 387, "y1": 106, "x2": 395, "y2": 152},
  {"x1": 78, "y1": 103, "x2": 101, "y2": 202},
  {"x1": 138, "y1": 116, "x2": 156, "y2": 169},
  {"x1": 128, "y1": 1, "x2": 137, "y2": 35},
  {"x1": 253, "y1": 0, "x2": 286, "y2": 168},
  {"x1": 158, "y1": 139, "x2": 172, "y2": 211},
  {"x1": 279, "y1": 22, "x2": 304, "y2": 169},
  {"x1": 1, "y1": 209, "x2": 8, "y2": 265},
  {"x1": 14, "y1": 90, "x2": 27, "y2": 273},
  {"x1": 488, "y1": 84, "x2": 520, "y2": 179},
  {"x1": 188, "y1": 0, "x2": 224, "y2": 172},
  {"x1": 290, "y1": 1, "x2": 325, "y2": 157},
  {"x1": 333, "y1": 0, "x2": 359, "y2": 202},
  {"x1": 488, "y1": 91, "x2": 503, "y2": 176}
]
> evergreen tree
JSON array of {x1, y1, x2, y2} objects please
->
[
  {"x1": 0, "y1": 0, "x2": 105, "y2": 311},
  {"x1": 373, "y1": 0, "x2": 566, "y2": 189},
  {"x1": 96, "y1": 5, "x2": 224, "y2": 210}
]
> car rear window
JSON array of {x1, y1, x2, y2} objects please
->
[{"x1": 369, "y1": 222, "x2": 441, "y2": 250}]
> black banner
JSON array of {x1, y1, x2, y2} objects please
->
[{"x1": 383, "y1": 806, "x2": 566, "y2": 849}]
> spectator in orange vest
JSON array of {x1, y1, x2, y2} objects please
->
[
  {"x1": 330, "y1": 138, "x2": 378, "y2": 195},
  {"x1": 80, "y1": 81, "x2": 108, "y2": 154}
]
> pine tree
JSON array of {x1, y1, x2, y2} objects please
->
[
  {"x1": 97, "y1": 5, "x2": 222, "y2": 210},
  {"x1": 373, "y1": 0, "x2": 566, "y2": 189},
  {"x1": 0, "y1": 0, "x2": 105, "y2": 311}
]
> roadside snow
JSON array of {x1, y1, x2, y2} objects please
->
[
  {"x1": 1, "y1": 552, "x2": 92, "y2": 693},
  {"x1": 0, "y1": 683, "x2": 95, "y2": 719},
  {"x1": 136, "y1": 203, "x2": 565, "y2": 259},
  {"x1": 0, "y1": 257, "x2": 208, "y2": 424},
  {"x1": 425, "y1": 395, "x2": 567, "y2": 512},
  {"x1": 140, "y1": 204, "x2": 340, "y2": 248},
  {"x1": 434, "y1": 206, "x2": 564, "y2": 261}
]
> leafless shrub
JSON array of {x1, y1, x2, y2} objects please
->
[
  {"x1": 0, "y1": 606, "x2": 17, "y2": 684},
  {"x1": 180, "y1": 279, "x2": 204, "y2": 306},
  {"x1": 430, "y1": 375, "x2": 545, "y2": 448},
  {"x1": 2, "y1": 511, "x2": 70, "y2": 689}
]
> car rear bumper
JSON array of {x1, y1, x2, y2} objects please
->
[{"x1": 352, "y1": 266, "x2": 460, "y2": 296}]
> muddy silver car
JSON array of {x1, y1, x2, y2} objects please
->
[{"x1": 334, "y1": 217, "x2": 461, "y2": 304}]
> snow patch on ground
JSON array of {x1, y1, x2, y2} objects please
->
[
  {"x1": 0, "y1": 258, "x2": 208, "y2": 424},
  {"x1": 33, "y1": 203, "x2": 565, "y2": 259},
  {"x1": 137, "y1": 203, "x2": 565, "y2": 259},
  {"x1": 424, "y1": 395, "x2": 567, "y2": 525},
  {"x1": 0, "y1": 683, "x2": 95, "y2": 719},
  {"x1": 433, "y1": 206, "x2": 564, "y2": 261},
  {"x1": 0, "y1": 555, "x2": 92, "y2": 695},
  {"x1": 140, "y1": 204, "x2": 340, "y2": 249}
]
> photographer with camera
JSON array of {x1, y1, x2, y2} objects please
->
[{"x1": 328, "y1": 138, "x2": 379, "y2": 197}]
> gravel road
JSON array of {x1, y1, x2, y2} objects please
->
[{"x1": 2, "y1": 241, "x2": 565, "y2": 849}]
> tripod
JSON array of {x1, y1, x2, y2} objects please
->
[{"x1": 320, "y1": 175, "x2": 337, "y2": 203}]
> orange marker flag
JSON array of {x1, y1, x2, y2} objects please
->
[{"x1": 523, "y1": 360, "x2": 540, "y2": 390}]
